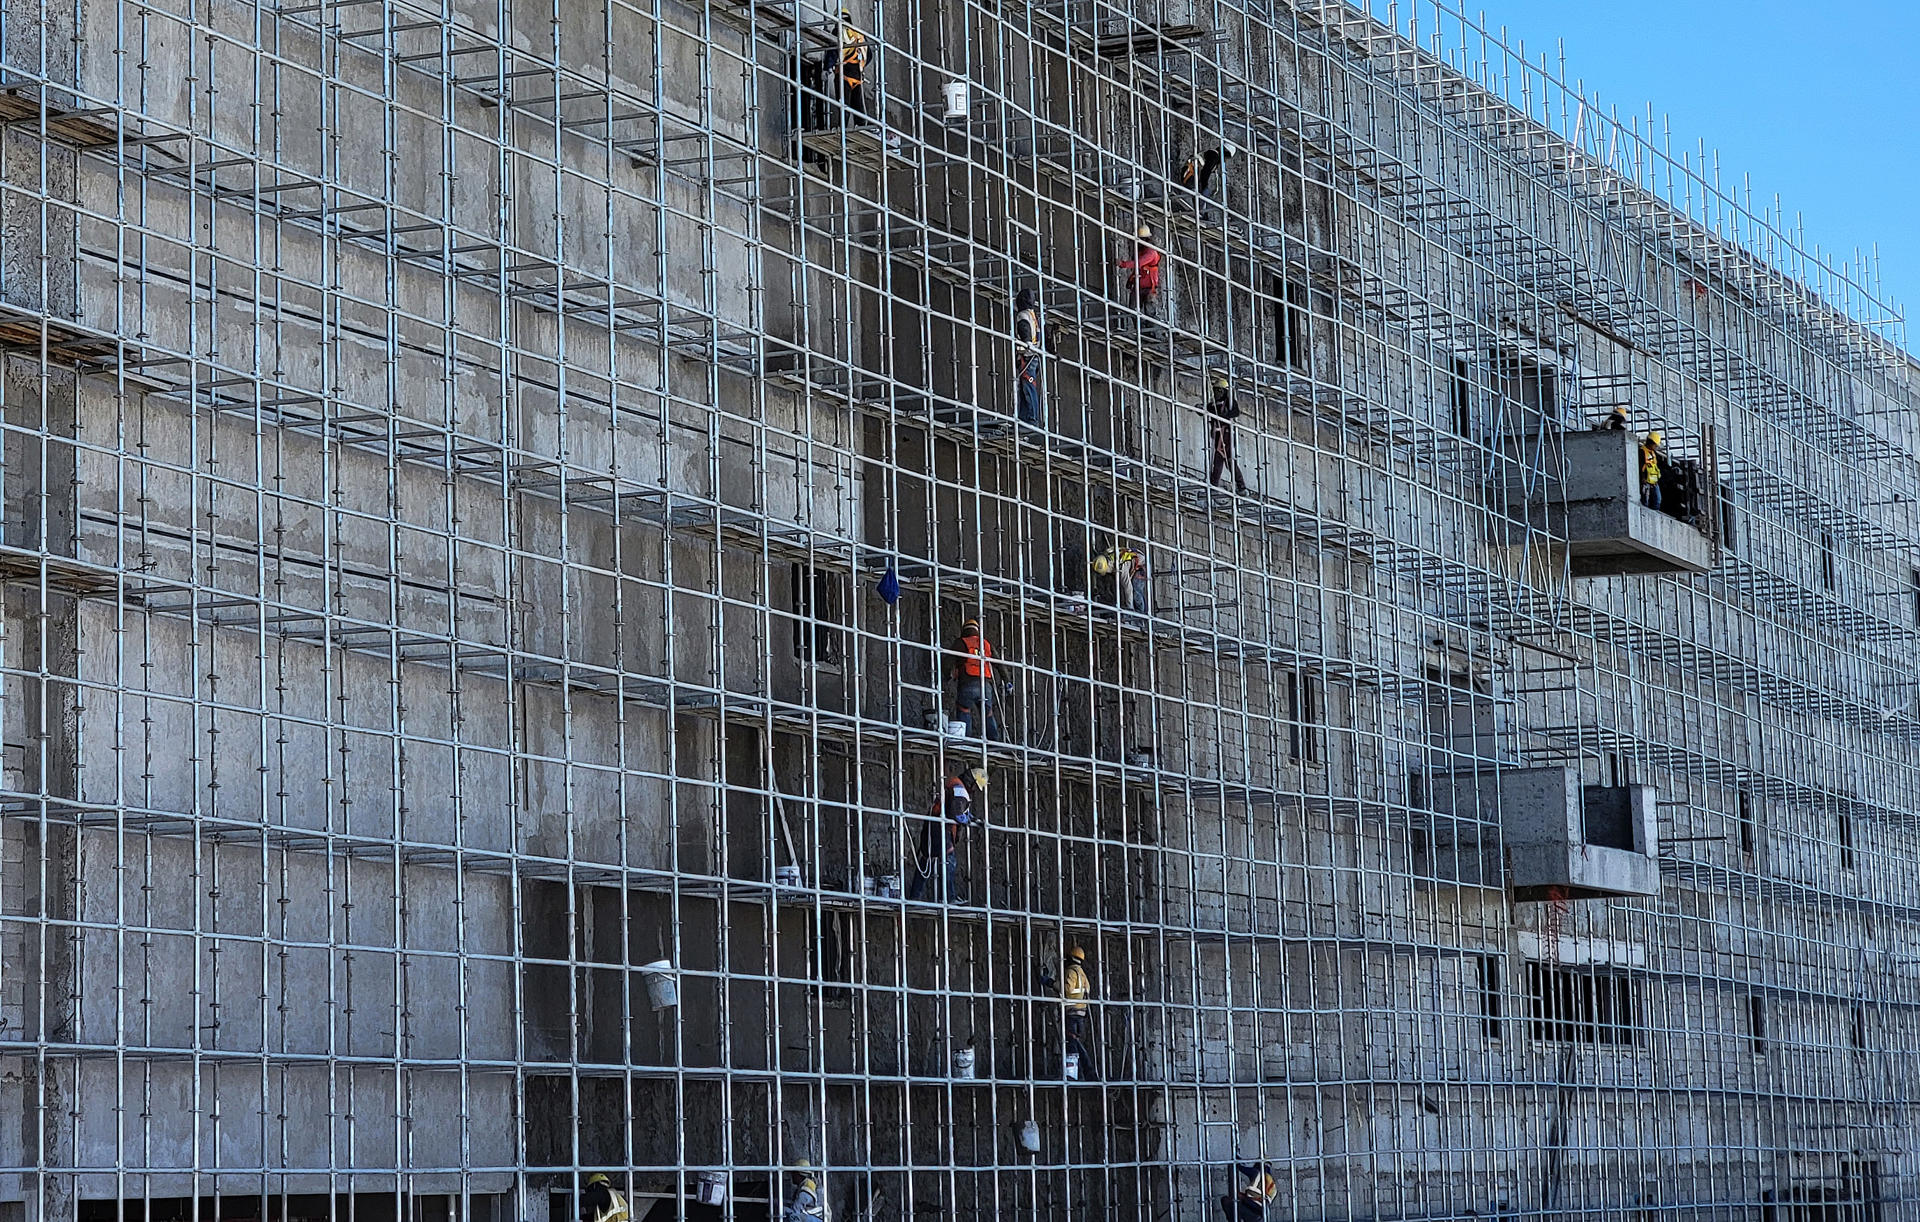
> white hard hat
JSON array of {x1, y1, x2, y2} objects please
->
[{"x1": 1222, "y1": 141, "x2": 1238, "y2": 158}]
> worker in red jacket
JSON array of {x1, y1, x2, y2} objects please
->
[{"x1": 1118, "y1": 224, "x2": 1161, "y2": 311}]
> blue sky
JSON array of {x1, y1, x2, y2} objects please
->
[{"x1": 1386, "y1": 1, "x2": 1920, "y2": 339}]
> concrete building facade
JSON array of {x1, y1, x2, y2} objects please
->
[{"x1": 1, "y1": 0, "x2": 1916, "y2": 1217}]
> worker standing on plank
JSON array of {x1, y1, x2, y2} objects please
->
[
  {"x1": 1118, "y1": 224, "x2": 1161, "y2": 312},
  {"x1": 1640, "y1": 430, "x2": 1664, "y2": 510},
  {"x1": 1207, "y1": 374, "x2": 1249, "y2": 493},
  {"x1": 579, "y1": 1175, "x2": 629, "y2": 1222},
  {"x1": 947, "y1": 618, "x2": 1001, "y2": 740},
  {"x1": 1015, "y1": 286, "x2": 1044, "y2": 427},
  {"x1": 1220, "y1": 1163, "x2": 1278, "y2": 1222},
  {"x1": 910, "y1": 767, "x2": 984, "y2": 902},
  {"x1": 1062, "y1": 944, "x2": 1099, "y2": 1079},
  {"x1": 1597, "y1": 406, "x2": 1628, "y2": 431},
  {"x1": 839, "y1": 8, "x2": 869, "y2": 119}
]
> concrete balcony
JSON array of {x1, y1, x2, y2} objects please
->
[
  {"x1": 1432, "y1": 766, "x2": 1660, "y2": 902},
  {"x1": 1508, "y1": 428, "x2": 1714, "y2": 577}
]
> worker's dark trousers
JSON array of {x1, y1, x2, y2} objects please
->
[
  {"x1": 1016, "y1": 353, "x2": 1043, "y2": 426},
  {"x1": 1066, "y1": 1012, "x2": 1100, "y2": 1079},
  {"x1": 1209, "y1": 423, "x2": 1247, "y2": 491},
  {"x1": 956, "y1": 677, "x2": 1000, "y2": 740},
  {"x1": 842, "y1": 74, "x2": 865, "y2": 120}
]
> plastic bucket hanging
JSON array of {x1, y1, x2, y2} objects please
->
[
  {"x1": 1019, "y1": 1120, "x2": 1041, "y2": 1152},
  {"x1": 696, "y1": 1173, "x2": 728, "y2": 1206},
  {"x1": 943, "y1": 79, "x2": 969, "y2": 120},
  {"x1": 640, "y1": 960, "x2": 678, "y2": 1011},
  {"x1": 1064, "y1": 1051, "x2": 1081, "y2": 1080},
  {"x1": 952, "y1": 1046, "x2": 976, "y2": 1079},
  {"x1": 775, "y1": 865, "x2": 802, "y2": 889}
]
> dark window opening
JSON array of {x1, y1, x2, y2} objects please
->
[
  {"x1": 1850, "y1": 1002, "x2": 1866, "y2": 1050},
  {"x1": 1581, "y1": 786, "x2": 1636, "y2": 852},
  {"x1": 1493, "y1": 351, "x2": 1560, "y2": 425},
  {"x1": 1842, "y1": 1160, "x2": 1884, "y2": 1222},
  {"x1": 1738, "y1": 789, "x2": 1756, "y2": 857},
  {"x1": 1478, "y1": 956, "x2": 1503, "y2": 1039},
  {"x1": 1273, "y1": 277, "x2": 1312, "y2": 372},
  {"x1": 1525, "y1": 961, "x2": 1638, "y2": 1045},
  {"x1": 1719, "y1": 482, "x2": 1739, "y2": 554},
  {"x1": 1286, "y1": 671, "x2": 1320, "y2": 764},
  {"x1": 1838, "y1": 811, "x2": 1855, "y2": 872},
  {"x1": 791, "y1": 563, "x2": 847, "y2": 668},
  {"x1": 1910, "y1": 569, "x2": 1920, "y2": 627},
  {"x1": 1747, "y1": 994, "x2": 1767, "y2": 1055},
  {"x1": 1450, "y1": 357, "x2": 1476, "y2": 437},
  {"x1": 1820, "y1": 533, "x2": 1837, "y2": 592}
]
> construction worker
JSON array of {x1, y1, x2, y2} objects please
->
[
  {"x1": 784, "y1": 1168, "x2": 827, "y2": 1222},
  {"x1": 1092, "y1": 545, "x2": 1149, "y2": 615},
  {"x1": 579, "y1": 1174, "x2": 629, "y2": 1222},
  {"x1": 910, "y1": 766, "x2": 984, "y2": 902},
  {"x1": 1179, "y1": 142, "x2": 1237, "y2": 199},
  {"x1": 1014, "y1": 286, "x2": 1044, "y2": 427},
  {"x1": 1220, "y1": 1163, "x2": 1278, "y2": 1222},
  {"x1": 838, "y1": 8, "x2": 869, "y2": 120},
  {"x1": 1206, "y1": 375, "x2": 1248, "y2": 493},
  {"x1": 1597, "y1": 406, "x2": 1628, "y2": 431},
  {"x1": 1062, "y1": 945, "x2": 1098, "y2": 1080},
  {"x1": 1639, "y1": 430, "x2": 1664, "y2": 511},
  {"x1": 1118, "y1": 224, "x2": 1161, "y2": 312},
  {"x1": 946, "y1": 619, "x2": 1001, "y2": 740}
]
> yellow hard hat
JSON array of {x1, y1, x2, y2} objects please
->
[
  {"x1": 1092, "y1": 554, "x2": 1113, "y2": 575},
  {"x1": 1068, "y1": 945, "x2": 1086, "y2": 961},
  {"x1": 1136, "y1": 223, "x2": 1152, "y2": 240},
  {"x1": 1648, "y1": 430, "x2": 1664, "y2": 446},
  {"x1": 968, "y1": 767, "x2": 988, "y2": 790},
  {"x1": 1213, "y1": 374, "x2": 1229, "y2": 390},
  {"x1": 587, "y1": 1174, "x2": 610, "y2": 1187}
]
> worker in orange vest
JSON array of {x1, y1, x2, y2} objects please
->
[
  {"x1": 946, "y1": 618, "x2": 1001, "y2": 740},
  {"x1": 838, "y1": 8, "x2": 869, "y2": 119},
  {"x1": 910, "y1": 767, "x2": 985, "y2": 902}
]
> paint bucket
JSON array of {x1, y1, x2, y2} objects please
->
[
  {"x1": 943, "y1": 79, "x2": 970, "y2": 120},
  {"x1": 922, "y1": 709, "x2": 944, "y2": 730},
  {"x1": 1064, "y1": 1051, "x2": 1081, "y2": 1080},
  {"x1": 881, "y1": 874, "x2": 901, "y2": 897},
  {"x1": 953, "y1": 1046, "x2": 976, "y2": 1079},
  {"x1": 775, "y1": 864, "x2": 802, "y2": 889},
  {"x1": 861, "y1": 874, "x2": 877, "y2": 895},
  {"x1": 696, "y1": 1172, "x2": 728, "y2": 1206},
  {"x1": 946, "y1": 719, "x2": 969, "y2": 737},
  {"x1": 640, "y1": 960, "x2": 678, "y2": 1011},
  {"x1": 1019, "y1": 1120, "x2": 1041, "y2": 1152}
]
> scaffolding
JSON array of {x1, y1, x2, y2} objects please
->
[{"x1": 2, "y1": 0, "x2": 1917, "y2": 1217}]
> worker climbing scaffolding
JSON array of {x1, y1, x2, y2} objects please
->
[
  {"x1": 1118, "y1": 224, "x2": 1161, "y2": 312},
  {"x1": 1206, "y1": 374, "x2": 1249, "y2": 493},
  {"x1": 947, "y1": 618, "x2": 1002, "y2": 739},
  {"x1": 1179, "y1": 142, "x2": 1237, "y2": 199},
  {"x1": 909, "y1": 767, "x2": 984, "y2": 902}
]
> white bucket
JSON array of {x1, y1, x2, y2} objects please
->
[
  {"x1": 1064, "y1": 1051, "x2": 1081, "y2": 1080},
  {"x1": 861, "y1": 874, "x2": 877, "y2": 895},
  {"x1": 696, "y1": 1172, "x2": 728, "y2": 1205},
  {"x1": 953, "y1": 1046, "x2": 976, "y2": 1079},
  {"x1": 881, "y1": 874, "x2": 901, "y2": 897},
  {"x1": 640, "y1": 960, "x2": 678, "y2": 1011},
  {"x1": 945, "y1": 719, "x2": 969, "y2": 737},
  {"x1": 775, "y1": 864, "x2": 802, "y2": 889},
  {"x1": 942, "y1": 79, "x2": 969, "y2": 120},
  {"x1": 1019, "y1": 1120, "x2": 1041, "y2": 1152}
]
